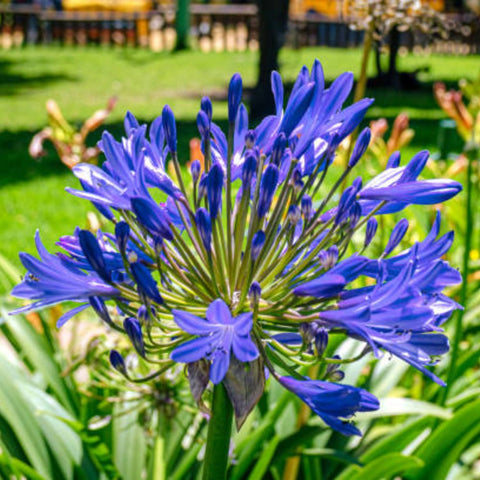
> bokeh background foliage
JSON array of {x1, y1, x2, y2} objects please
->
[{"x1": 1, "y1": 45, "x2": 480, "y2": 479}]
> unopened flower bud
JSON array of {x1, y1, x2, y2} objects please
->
[
  {"x1": 257, "y1": 165, "x2": 279, "y2": 218},
  {"x1": 349, "y1": 202, "x2": 361, "y2": 228},
  {"x1": 364, "y1": 218, "x2": 378, "y2": 248},
  {"x1": 300, "y1": 322, "x2": 315, "y2": 343},
  {"x1": 245, "y1": 130, "x2": 256, "y2": 149},
  {"x1": 292, "y1": 167, "x2": 302, "y2": 185},
  {"x1": 251, "y1": 230, "x2": 266, "y2": 261},
  {"x1": 137, "y1": 304, "x2": 149, "y2": 324},
  {"x1": 200, "y1": 96, "x2": 212, "y2": 121},
  {"x1": 319, "y1": 245, "x2": 338, "y2": 270},
  {"x1": 348, "y1": 127, "x2": 371, "y2": 167},
  {"x1": 329, "y1": 369, "x2": 345, "y2": 381},
  {"x1": 294, "y1": 178, "x2": 304, "y2": 194},
  {"x1": 301, "y1": 195, "x2": 313, "y2": 220},
  {"x1": 190, "y1": 159, "x2": 201, "y2": 184},
  {"x1": 242, "y1": 151, "x2": 257, "y2": 187},
  {"x1": 271, "y1": 133, "x2": 287, "y2": 167},
  {"x1": 124, "y1": 111, "x2": 139, "y2": 134},
  {"x1": 315, "y1": 327, "x2": 328, "y2": 356},
  {"x1": 207, "y1": 164, "x2": 224, "y2": 220},
  {"x1": 287, "y1": 205, "x2": 301, "y2": 225},
  {"x1": 123, "y1": 317, "x2": 146, "y2": 357},
  {"x1": 249, "y1": 281, "x2": 261, "y2": 306},
  {"x1": 110, "y1": 350, "x2": 127, "y2": 375},
  {"x1": 195, "y1": 207, "x2": 212, "y2": 252},
  {"x1": 115, "y1": 221, "x2": 130, "y2": 255},
  {"x1": 130, "y1": 262, "x2": 163, "y2": 305},
  {"x1": 162, "y1": 105, "x2": 177, "y2": 153},
  {"x1": 197, "y1": 110, "x2": 210, "y2": 139},
  {"x1": 89, "y1": 296, "x2": 113, "y2": 326},
  {"x1": 228, "y1": 73, "x2": 243, "y2": 123},
  {"x1": 384, "y1": 218, "x2": 409, "y2": 256},
  {"x1": 198, "y1": 173, "x2": 208, "y2": 200},
  {"x1": 387, "y1": 151, "x2": 401, "y2": 169},
  {"x1": 335, "y1": 186, "x2": 357, "y2": 225}
]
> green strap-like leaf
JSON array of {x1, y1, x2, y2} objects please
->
[{"x1": 407, "y1": 398, "x2": 480, "y2": 480}]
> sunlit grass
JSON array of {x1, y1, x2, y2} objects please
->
[{"x1": 1, "y1": 45, "x2": 476, "y2": 266}]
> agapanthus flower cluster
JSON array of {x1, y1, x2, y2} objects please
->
[{"x1": 12, "y1": 60, "x2": 462, "y2": 436}]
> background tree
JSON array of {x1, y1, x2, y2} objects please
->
[{"x1": 250, "y1": 0, "x2": 290, "y2": 120}]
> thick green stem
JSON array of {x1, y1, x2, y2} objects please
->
[
  {"x1": 203, "y1": 383, "x2": 233, "y2": 480},
  {"x1": 441, "y1": 142, "x2": 477, "y2": 404}
]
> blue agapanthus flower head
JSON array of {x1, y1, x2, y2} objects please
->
[{"x1": 11, "y1": 60, "x2": 462, "y2": 435}]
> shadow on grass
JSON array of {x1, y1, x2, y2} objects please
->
[
  {"x1": 0, "y1": 118, "x2": 228, "y2": 188},
  {"x1": 0, "y1": 57, "x2": 78, "y2": 97}
]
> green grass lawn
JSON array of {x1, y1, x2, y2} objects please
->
[{"x1": 1, "y1": 45, "x2": 478, "y2": 267}]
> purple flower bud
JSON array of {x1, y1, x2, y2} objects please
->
[
  {"x1": 115, "y1": 221, "x2": 130, "y2": 255},
  {"x1": 89, "y1": 296, "x2": 113, "y2": 326},
  {"x1": 300, "y1": 322, "x2": 316, "y2": 343},
  {"x1": 190, "y1": 159, "x2": 201, "y2": 183},
  {"x1": 384, "y1": 218, "x2": 409, "y2": 256},
  {"x1": 245, "y1": 130, "x2": 256, "y2": 149},
  {"x1": 228, "y1": 73, "x2": 243, "y2": 123},
  {"x1": 401, "y1": 150, "x2": 429, "y2": 182},
  {"x1": 242, "y1": 151, "x2": 257, "y2": 187},
  {"x1": 131, "y1": 197, "x2": 173, "y2": 241},
  {"x1": 201, "y1": 96, "x2": 212, "y2": 121},
  {"x1": 130, "y1": 261, "x2": 163, "y2": 305},
  {"x1": 207, "y1": 164, "x2": 224, "y2": 220},
  {"x1": 315, "y1": 327, "x2": 329, "y2": 356},
  {"x1": 137, "y1": 304, "x2": 149, "y2": 324},
  {"x1": 293, "y1": 178, "x2": 304, "y2": 194},
  {"x1": 197, "y1": 110, "x2": 210, "y2": 139},
  {"x1": 198, "y1": 173, "x2": 208, "y2": 200},
  {"x1": 292, "y1": 167, "x2": 302, "y2": 185},
  {"x1": 110, "y1": 350, "x2": 127, "y2": 375},
  {"x1": 318, "y1": 245, "x2": 338, "y2": 270},
  {"x1": 251, "y1": 230, "x2": 266, "y2": 261},
  {"x1": 329, "y1": 369, "x2": 345, "y2": 382},
  {"x1": 348, "y1": 127, "x2": 371, "y2": 167},
  {"x1": 301, "y1": 195, "x2": 313, "y2": 220},
  {"x1": 123, "y1": 317, "x2": 145, "y2": 357},
  {"x1": 364, "y1": 217, "x2": 378, "y2": 248},
  {"x1": 162, "y1": 105, "x2": 177, "y2": 153},
  {"x1": 249, "y1": 281, "x2": 261, "y2": 305},
  {"x1": 352, "y1": 176, "x2": 363, "y2": 193},
  {"x1": 195, "y1": 207, "x2": 212, "y2": 252},
  {"x1": 257, "y1": 164, "x2": 279, "y2": 218},
  {"x1": 154, "y1": 237, "x2": 163, "y2": 256},
  {"x1": 335, "y1": 186, "x2": 357, "y2": 225},
  {"x1": 124, "y1": 111, "x2": 139, "y2": 134},
  {"x1": 288, "y1": 205, "x2": 301, "y2": 225},
  {"x1": 387, "y1": 151, "x2": 401, "y2": 169},
  {"x1": 78, "y1": 230, "x2": 111, "y2": 283},
  {"x1": 349, "y1": 202, "x2": 362, "y2": 228},
  {"x1": 271, "y1": 133, "x2": 287, "y2": 167}
]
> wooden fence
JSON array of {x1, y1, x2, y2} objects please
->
[{"x1": 0, "y1": 3, "x2": 479, "y2": 54}]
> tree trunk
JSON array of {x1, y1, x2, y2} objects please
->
[
  {"x1": 387, "y1": 26, "x2": 400, "y2": 89},
  {"x1": 250, "y1": 0, "x2": 290, "y2": 120},
  {"x1": 175, "y1": 0, "x2": 190, "y2": 51}
]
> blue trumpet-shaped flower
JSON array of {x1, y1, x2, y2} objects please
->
[
  {"x1": 11, "y1": 59, "x2": 462, "y2": 436},
  {"x1": 11, "y1": 231, "x2": 118, "y2": 326},
  {"x1": 171, "y1": 299, "x2": 259, "y2": 384},
  {"x1": 279, "y1": 376, "x2": 379, "y2": 436}
]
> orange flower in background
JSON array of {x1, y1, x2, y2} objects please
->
[{"x1": 29, "y1": 96, "x2": 117, "y2": 169}]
